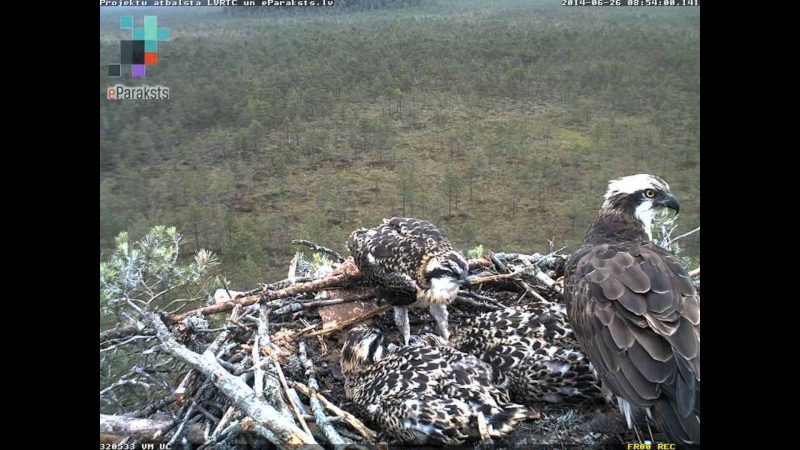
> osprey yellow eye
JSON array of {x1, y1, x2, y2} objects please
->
[{"x1": 645, "y1": 189, "x2": 656, "y2": 198}]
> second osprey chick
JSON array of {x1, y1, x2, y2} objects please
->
[{"x1": 348, "y1": 217, "x2": 470, "y2": 345}]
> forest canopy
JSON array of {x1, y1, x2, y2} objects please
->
[{"x1": 100, "y1": 0, "x2": 700, "y2": 292}]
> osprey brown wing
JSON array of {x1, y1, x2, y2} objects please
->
[{"x1": 565, "y1": 241, "x2": 699, "y2": 416}]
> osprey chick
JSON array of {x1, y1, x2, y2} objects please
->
[
  {"x1": 564, "y1": 174, "x2": 700, "y2": 448},
  {"x1": 449, "y1": 305, "x2": 603, "y2": 405},
  {"x1": 348, "y1": 217, "x2": 470, "y2": 345},
  {"x1": 340, "y1": 324, "x2": 527, "y2": 446}
]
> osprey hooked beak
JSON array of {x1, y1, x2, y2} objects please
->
[
  {"x1": 657, "y1": 193, "x2": 680, "y2": 215},
  {"x1": 460, "y1": 273, "x2": 472, "y2": 288}
]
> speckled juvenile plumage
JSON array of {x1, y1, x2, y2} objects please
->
[
  {"x1": 340, "y1": 324, "x2": 527, "y2": 446},
  {"x1": 564, "y1": 174, "x2": 700, "y2": 448},
  {"x1": 348, "y1": 217, "x2": 470, "y2": 344},
  {"x1": 449, "y1": 305, "x2": 603, "y2": 405}
]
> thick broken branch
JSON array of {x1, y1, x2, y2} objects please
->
[
  {"x1": 100, "y1": 414, "x2": 207, "y2": 444},
  {"x1": 170, "y1": 266, "x2": 363, "y2": 324}
]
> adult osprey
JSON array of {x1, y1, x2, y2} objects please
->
[
  {"x1": 340, "y1": 324, "x2": 527, "y2": 445},
  {"x1": 348, "y1": 217, "x2": 470, "y2": 345},
  {"x1": 563, "y1": 174, "x2": 700, "y2": 448}
]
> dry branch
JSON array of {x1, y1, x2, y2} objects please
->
[
  {"x1": 169, "y1": 268, "x2": 363, "y2": 324},
  {"x1": 292, "y1": 239, "x2": 346, "y2": 262},
  {"x1": 273, "y1": 352, "x2": 314, "y2": 439},
  {"x1": 143, "y1": 312, "x2": 316, "y2": 445},
  {"x1": 469, "y1": 269, "x2": 523, "y2": 286},
  {"x1": 255, "y1": 303, "x2": 291, "y2": 418},
  {"x1": 299, "y1": 340, "x2": 347, "y2": 446},
  {"x1": 208, "y1": 406, "x2": 236, "y2": 443},
  {"x1": 489, "y1": 252, "x2": 509, "y2": 273},
  {"x1": 292, "y1": 380, "x2": 377, "y2": 441},
  {"x1": 306, "y1": 304, "x2": 393, "y2": 337},
  {"x1": 467, "y1": 258, "x2": 494, "y2": 270},
  {"x1": 689, "y1": 267, "x2": 700, "y2": 278},
  {"x1": 100, "y1": 414, "x2": 207, "y2": 444},
  {"x1": 100, "y1": 324, "x2": 150, "y2": 343}
]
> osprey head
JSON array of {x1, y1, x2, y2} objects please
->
[
  {"x1": 418, "y1": 250, "x2": 470, "y2": 303},
  {"x1": 340, "y1": 324, "x2": 386, "y2": 376},
  {"x1": 602, "y1": 174, "x2": 680, "y2": 240}
]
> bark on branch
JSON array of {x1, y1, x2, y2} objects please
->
[
  {"x1": 169, "y1": 263, "x2": 362, "y2": 324},
  {"x1": 100, "y1": 414, "x2": 208, "y2": 444}
]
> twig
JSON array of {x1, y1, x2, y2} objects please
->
[
  {"x1": 100, "y1": 335, "x2": 155, "y2": 352},
  {"x1": 298, "y1": 340, "x2": 347, "y2": 445},
  {"x1": 306, "y1": 304, "x2": 393, "y2": 337},
  {"x1": 534, "y1": 246, "x2": 568, "y2": 269},
  {"x1": 517, "y1": 280, "x2": 548, "y2": 303},
  {"x1": 292, "y1": 380, "x2": 377, "y2": 441},
  {"x1": 667, "y1": 226, "x2": 700, "y2": 245},
  {"x1": 292, "y1": 239, "x2": 345, "y2": 263},
  {"x1": 272, "y1": 354, "x2": 315, "y2": 439},
  {"x1": 100, "y1": 379, "x2": 151, "y2": 400},
  {"x1": 167, "y1": 403, "x2": 195, "y2": 446},
  {"x1": 234, "y1": 277, "x2": 316, "y2": 298},
  {"x1": 209, "y1": 406, "x2": 237, "y2": 443},
  {"x1": 274, "y1": 295, "x2": 373, "y2": 316},
  {"x1": 469, "y1": 269, "x2": 523, "y2": 286},
  {"x1": 131, "y1": 366, "x2": 173, "y2": 393},
  {"x1": 489, "y1": 252, "x2": 509, "y2": 274},
  {"x1": 100, "y1": 324, "x2": 152, "y2": 343}
]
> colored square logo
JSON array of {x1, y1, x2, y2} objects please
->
[
  {"x1": 132, "y1": 65, "x2": 146, "y2": 78},
  {"x1": 109, "y1": 16, "x2": 168, "y2": 79}
]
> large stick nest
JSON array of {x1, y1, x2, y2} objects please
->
[{"x1": 100, "y1": 246, "x2": 699, "y2": 449}]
